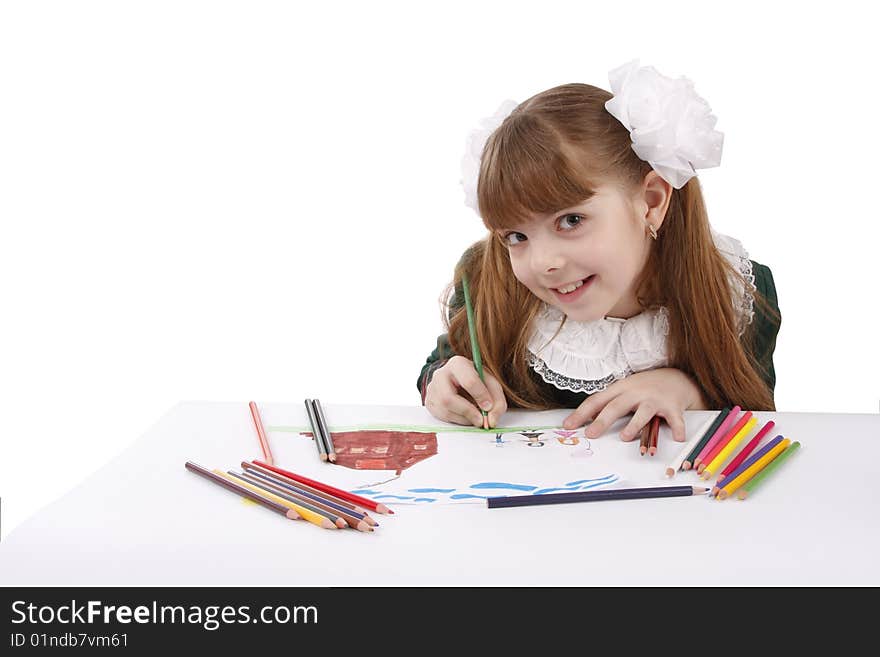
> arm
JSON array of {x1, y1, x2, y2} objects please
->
[{"x1": 746, "y1": 261, "x2": 782, "y2": 395}]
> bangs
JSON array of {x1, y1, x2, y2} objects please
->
[{"x1": 477, "y1": 113, "x2": 600, "y2": 231}]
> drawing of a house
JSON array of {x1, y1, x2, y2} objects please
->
[{"x1": 305, "y1": 431, "x2": 438, "y2": 475}]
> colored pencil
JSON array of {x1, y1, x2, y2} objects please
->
[
  {"x1": 647, "y1": 416, "x2": 660, "y2": 456},
  {"x1": 666, "y1": 415, "x2": 716, "y2": 477},
  {"x1": 304, "y1": 398, "x2": 328, "y2": 461},
  {"x1": 461, "y1": 273, "x2": 489, "y2": 430},
  {"x1": 717, "y1": 438, "x2": 791, "y2": 500},
  {"x1": 639, "y1": 425, "x2": 650, "y2": 456},
  {"x1": 718, "y1": 420, "x2": 775, "y2": 481},
  {"x1": 701, "y1": 416, "x2": 757, "y2": 479},
  {"x1": 712, "y1": 435, "x2": 785, "y2": 496},
  {"x1": 487, "y1": 485, "x2": 708, "y2": 509},
  {"x1": 242, "y1": 461, "x2": 378, "y2": 526},
  {"x1": 693, "y1": 405, "x2": 741, "y2": 471},
  {"x1": 248, "y1": 401, "x2": 274, "y2": 465},
  {"x1": 682, "y1": 407, "x2": 731, "y2": 470},
  {"x1": 312, "y1": 398, "x2": 337, "y2": 462},
  {"x1": 214, "y1": 469, "x2": 338, "y2": 529},
  {"x1": 697, "y1": 410, "x2": 752, "y2": 474},
  {"x1": 737, "y1": 442, "x2": 801, "y2": 500},
  {"x1": 253, "y1": 459, "x2": 395, "y2": 514},
  {"x1": 185, "y1": 461, "x2": 299, "y2": 521},
  {"x1": 230, "y1": 471, "x2": 360, "y2": 530},
  {"x1": 239, "y1": 468, "x2": 373, "y2": 531}
]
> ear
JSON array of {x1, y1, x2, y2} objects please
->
[{"x1": 640, "y1": 170, "x2": 673, "y2": 230}]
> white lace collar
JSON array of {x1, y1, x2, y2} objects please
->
[{"x1": 526, "y1": 229, "x2": 756, "y2": 394}]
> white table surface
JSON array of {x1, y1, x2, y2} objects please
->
[{"x1": 1, "y1": 402, "x2": 878, "y2": 586}]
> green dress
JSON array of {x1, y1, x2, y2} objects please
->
[{"x1": 417, "y1": 255, "x2": 781, "y2": 409}]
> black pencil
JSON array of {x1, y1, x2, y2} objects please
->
[
  {"x1": 682, "y1": 407, "x2": 731, "y2": 470},
  {"x1": 486, "y1": 485, "x2": 708, "y2": 509},
  {"x1": 312, "y1": 398, "x2": 337, "y2": 462},
  {"x1": 304, "y1": 398, "x2": 328, "y2": 461}
]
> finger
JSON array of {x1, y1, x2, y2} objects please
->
[
  {"x1": 620, "y1": 403, "x2": 656, "y2": 442},
  {"x1": 427, "y1": 374, "x2": 485, "y2": 428},
  {"x1": 660, "y1": 410, "x2": 687, "y2": 442},
  {"x1": 483, "y1": 375, "x2": 508, "y2": 428},
  {"x1": 562, "y1": 388, "x2": 615, "y2": 430},
  {"x1": 584, "y1": 394, "x2": 635, "y2": 439},
  {"x1": 449, "y1": 360, "x2": 494, "y2": 413}
]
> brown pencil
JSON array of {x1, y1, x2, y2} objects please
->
[
  {"x1": 235, "y1": 470, "x2": 372, "y2": 532},
  {"x1": 639, "y1": 425, "x2": 650, "y2": 455},
  {"x1": 185, "y1": 461, "x2": 300, "y2": 521},
  {"x1": 226, "y1": 471, "x2": 349, "y2": 529},
  {"x1": 242, "y1": 461, "x2": 379, "y2": 526},
  {"x1": 648, "y1": 416, "x2": 660, "y2": 456}
]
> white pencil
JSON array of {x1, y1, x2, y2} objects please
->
[{"x1": 665, "y1": 415, "x2": 716, "y2": 477}]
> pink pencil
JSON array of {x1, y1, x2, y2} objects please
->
[
  {"x1": 713, "y1": 420, "x2": 775, "y2": 492},
  {"x1": 697, "y1": 410, "x2": 753, "y2": 474},
  {"x1": 249, "y1": 401, "x2": 274, "y2": 465},
  {"x1": 693, "y1": 405, "x2": 741, "y2": 471}
]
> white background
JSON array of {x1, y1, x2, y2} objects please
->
[{"x1": 1, "y1": 1, "x2": 877, "y2": 540}]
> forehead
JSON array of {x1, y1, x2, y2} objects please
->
[{"x1": 504, "y1": 184, "x2": 629, "y2": 228}]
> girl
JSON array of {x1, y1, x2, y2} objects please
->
[{"x1": 417, "y1": 60, "x2": 781, "y2": 444}]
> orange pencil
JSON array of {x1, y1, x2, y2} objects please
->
[{"x1": 249, "y1": 401, "x2": 274, "y2": 465}]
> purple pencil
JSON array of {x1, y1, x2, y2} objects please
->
[
  {"x1": 712, "y1": 435, "x2": 785, "y2": 496},
  {"x1": 694, "y1": 405, "x2": 741, "y2": 470}
]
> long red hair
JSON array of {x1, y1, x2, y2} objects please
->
[{"x1": 443, "y1": 83, "x2": 779, "y2": 411}]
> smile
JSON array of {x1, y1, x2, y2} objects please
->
[{"x1": 551, "y1": 275, "x2": 596, "y2": 302}]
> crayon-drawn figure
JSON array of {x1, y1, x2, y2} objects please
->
[
  {"x1": 519, "y1": 430, "x2": 545, "y2": 447},
  {"x1": 554, "y1": 429, "x2": 580, "y2": 446},
  {"x1": 303, "y1": 430, "x2": 437, "y2": 475},
  {"x1": 492, "y1": 432, "x2": 508, "y2": 448}
]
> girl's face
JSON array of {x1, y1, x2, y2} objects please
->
[{"x1": 500, "y1": 182, "x2": 655, "y2": 322}]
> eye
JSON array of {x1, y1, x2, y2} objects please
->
[
  {"x1": 504, "y1": 231, "x2": 527, "y2": 245},
  {"x1": 558, "y1": 214, "x2": 584, "y2": 230}
]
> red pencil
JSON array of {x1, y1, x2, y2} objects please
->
[
  {"x1": 253, "y1": 459, "x2": 395, "y2": 514},
  {"x1": 713, "y1": 420, "x2": 775, "y2": 493},
  {"x1": 249, "y1": 401, "x2": 274, "y2": 465},
  {"x1": 647, "y1": 416, "x2": 660, "y2": 456}
]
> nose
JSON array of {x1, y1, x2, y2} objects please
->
[{"x1": 530, "y1": 238, "x2": 565, "y2": 274}]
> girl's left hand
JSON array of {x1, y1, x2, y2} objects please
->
[{"x1": 561, "y1": 368, "x2": 708, "y2": 442}]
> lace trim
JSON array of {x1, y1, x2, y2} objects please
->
[
  {"x1": 528, "y1": 352, "x2": 633, "y2": 394},
  {"x1": 735, "y1": 254, "x2": 756, "y2": 336}
]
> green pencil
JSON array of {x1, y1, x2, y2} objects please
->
[
  {"x1": 737, "y1": 441, "x2": 801, "y2": 500},
  {"x1": 461, "y1": 273, "x2": 489, "y2": 429}
]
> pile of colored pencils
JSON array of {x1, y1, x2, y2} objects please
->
[
  {"x1": 663, "y1": 405, "x2": 802, "y2": 500},
  {"x1": 185, "y1": 459, "x2": 392, "y2": 531}
]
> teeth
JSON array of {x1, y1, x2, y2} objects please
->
[{"x1": 557, "y1": 279, "x2": 585, "y2": 294}]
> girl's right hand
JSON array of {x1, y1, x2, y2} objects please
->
[{"x1": 424, "y1": 355, "x2": 508, "y2": 428}]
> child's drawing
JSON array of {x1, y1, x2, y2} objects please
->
[{"x1": 296, "y1": 426, "x2": 617, "y2": 505}]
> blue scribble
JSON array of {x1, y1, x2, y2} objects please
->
[
  {"x1": 412, "y1": 498, "x2": 438, "y2": 503},
  {"x1": 564, "y1": 475, "x2": 617, "y2": 486},
  {"x1": 407, "y1": 487, "x2": 456, "y2": 493},
  {"x1": 450, "y1": 493, "x2": 492, "y2": 500},
  {"x1": 470, "y1": 482, "x2": 537, "y2": 491},
  {"x1": 350, "y1": 489, "x2": 383, "y2": 495}
]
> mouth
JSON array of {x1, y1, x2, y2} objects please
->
[{"x1": 551, "y1": 275, "x2": 596, "y2": 302}]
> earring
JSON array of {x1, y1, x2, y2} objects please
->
[{"x1": 647, "y1": 223, "x2": 658, "y2": 240}]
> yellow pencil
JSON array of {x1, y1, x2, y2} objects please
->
[
  {"x1": 717, "y1": 438, "x2": 791, "y2": 500},
  {"x1": 701, "y1": 416, "x2": 757, "y2": 480},
  {"x1": 212, "y1": 469, "x2": 338, "y2": 529}
]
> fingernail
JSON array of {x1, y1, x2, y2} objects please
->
[{"x1": 481, "y1": 400, "x2": 492, "y2": 410}]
